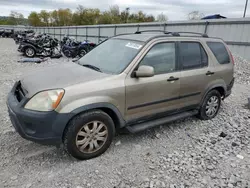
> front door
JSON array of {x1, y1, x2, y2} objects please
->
[{"x1": 125, "y1": 42, "x2": 181, "y2": 122}]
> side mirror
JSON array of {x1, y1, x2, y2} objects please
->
[{"x1": 135, "y1": 65, "x2": 154, "y2": 78}]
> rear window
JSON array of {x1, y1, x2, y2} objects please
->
[{"x1": 207, "y1": 42, "x2": 230, "y2": 64}]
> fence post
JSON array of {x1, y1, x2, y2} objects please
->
[
  {"x1": 86, "y1": 27, "x2": 88, "y2": 41},
  {"x1": 163, "y1": 23, "x2": 167, "y2": 32},
  {"x1": 60, "y1": 27, "x2": 62, "y2": 41},
  {"x1": 76, "y1": 26, "x2": 78, "y2": 41},
  {"x1": 137, "y1": 24, "x2": 140, "y2": 32},
  {"x1": 54, "y1": 27, "x2": 55, "y2": 38},
  {"x1": 204, "y1": 21, "x2": 209, "y2": 34},
  {"x1": 43, "y1": 27, "x2": 45, "y2": 34},
  {"x1": 114, "y1": 25, "x2": 117, "y2": 36},
  {"x1": 98, "y1": 26, "x2": 101, "y2": 43}
]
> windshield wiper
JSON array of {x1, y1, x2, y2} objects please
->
[{"x1": 81, "y1": 64, "x2": 102, "y2": 72}]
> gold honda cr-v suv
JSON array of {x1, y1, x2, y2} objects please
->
[{"x1": 7, "y1": 31, "x2": 234, "y2": 160}]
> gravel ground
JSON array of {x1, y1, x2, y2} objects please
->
[{"x1": 0, "y1": 38, "x2": 250, "y2": 188}]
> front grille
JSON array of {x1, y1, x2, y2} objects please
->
[{"x1": 15, "y1": 82, "x2": 26, "y2": 102}]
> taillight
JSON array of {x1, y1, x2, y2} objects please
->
[
  {"x1": 226, "y1": 45, "x2": 234, "y2": 65},
  {"x1": 229, "y1": 51, "x2": 235, "y2": 65}
]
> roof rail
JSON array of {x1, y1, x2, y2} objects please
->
[
  {"x1": 135, "y1": 30, "x2": 208, "y2": 38},
  {"x1": 135, "y1": 30, "x2": 169, "y2": 34},
  {"x1": 172, "y1": 32, "x2": 209, "y2": 38},
  {"x1": 166, "y1": 32, "x2": 181, "y2": 36}
]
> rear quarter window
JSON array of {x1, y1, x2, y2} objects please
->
[{"x1": 207, "y1": 42, "x2": 230, "y2": 64}]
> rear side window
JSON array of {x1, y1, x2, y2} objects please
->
[
  {"x1": 207, "y1": 42, "x2": 230, "y2": 64},
  {"x1": 179, "y1": 42, "x2": 208, "y2": 70}
]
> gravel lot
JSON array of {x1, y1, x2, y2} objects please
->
[{"x1": 0, "y1": 38, "x2": 250, "y2": 188}]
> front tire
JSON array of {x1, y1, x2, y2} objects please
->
[
  {"x1": 62, "y1": 48, "x2": 72, "y2": 58},
  {"x1": 24, "y1": 47, "x2": 35, "y2": 57},
  {"x1": 79, "y1": 48, "x2": 87, "y2": 58},
  {"x1": 63, "y1": 110, "x2": 115, "y2": 160},
  {"x1": 197, "y1": 90, "x2": 221, "y2": 120}
]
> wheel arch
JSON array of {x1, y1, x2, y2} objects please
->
[
  {"x1": 61, "y1": 103, "x2": 126, "y2": 141},
  {"x1": 200, "y1": 84, "x2": 226, "y2": 107},
  {"x1": 23, "y1": 44, "x2": 37, "y2": 53}
]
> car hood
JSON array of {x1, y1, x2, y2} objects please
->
[{"x1": 21, "y1": 63, "x2": 111, "y2": 98}]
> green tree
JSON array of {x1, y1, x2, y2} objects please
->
[
  {"x1": 98, "y1": 11, "x2": 112, "y2": 24},
  {"x1": 120, "y1": 8, "x2": 130, "y2": 23},
  {"x1": 28, "y1": 12, "x2": 41, "y2": 26},
  {"x1": 127, "y1": 11, "x2": 155, "y2": 23},
  {"x1": 73, "y1": 6, "x2": 100, "y2": 25},
  {"x1": 27, "y1": 5, "x2": 157, "y2": 26},
  {"x1": 58, "y1": 8, "x2": 72, "y2": 26},
  {"x1": 109, "y1": 5, "x2": 120, "y2": 23},
  {"x1": 0, "y1": 18, "x2": 9, "y2": 25},
  {"x1": 39, "y1": 10, "x2": 50, "y2": 26},
  {"x1": 138, "y1": 11, "x2": 146, "y2": 22},
  {"x1": 145, "y1": 15, "x2": 155, "y2": 22},
  {"x1": 51, "y1": 10, "x2": 59, "y2": 26},
  {"x1": 82, "y1": 8, "x2": 100, "y2": 25}
]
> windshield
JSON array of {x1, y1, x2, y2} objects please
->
[{"x1": 78, "y1": 38, "x2": 144, "y2": 74}]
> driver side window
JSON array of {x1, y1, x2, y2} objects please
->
[{"x1": 140, "y1": 42, "x2": 176, "y2": 75}]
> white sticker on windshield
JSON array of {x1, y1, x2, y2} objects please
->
[{"x1": 126, "y1": 42, "x2": 142, "y2": 50}]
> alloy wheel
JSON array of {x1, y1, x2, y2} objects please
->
[
  {"x1": 76, "y1": 121, "x2": 108, "y2": 154},
  {"x1": 26, "y1": 48, "x2": 34, "y2": 57},
  {"x1": 205, "y1": 96, "x2": 219, "y2": 117}
]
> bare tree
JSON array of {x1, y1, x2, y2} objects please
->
[
  {"x1": 157, "y1": 13, "x2": 168, "y2": 22},
  {"x1": 188, "y1": 11, "x2": 204, "y2": 20},
  {"x1": 9, "y1": 11, "x2": 24, "y2": 25}
]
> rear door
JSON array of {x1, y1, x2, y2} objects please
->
[
  {"x1": 177, "y1": 41, "x2": 216, "y2": 109},
  {"x1": 206, "y1": 41, "x2": 234, "y2": 86}
]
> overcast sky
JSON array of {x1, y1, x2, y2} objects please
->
[{"x1": 0, "y1": 0, "x2": 249, "y2": 20}]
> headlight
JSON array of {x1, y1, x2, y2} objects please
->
[{"x1": 25, "y1": 89, "x2": 64, "y2": 111}]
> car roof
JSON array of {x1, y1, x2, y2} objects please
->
[{"x1": 113, "y1": 32, "x2": 223, "y2": 43}]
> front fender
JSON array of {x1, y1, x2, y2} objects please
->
[
  {"x1": 56, "y1": 96, "x2": 126, "y2": 128},
  {"x1": 58, "y1": 96, "x2": 122, "y2": 113},
  {"x1": 22, "y1": 43, "x2": 37, "y2": 52}
]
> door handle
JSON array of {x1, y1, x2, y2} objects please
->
[
  {"x1": 206, "y1": 71, "x2": 215, "y2": 76},
  {"x1": 167, "y1": 76, "x2": 179, "y2": 82}
]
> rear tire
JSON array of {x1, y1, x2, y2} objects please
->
[
  {"x1": 63, "y1": 110, "x2": 115, "y2": 160},
  {"x1": 197, "y1": 90, "x2": 221, "y2": 120}
]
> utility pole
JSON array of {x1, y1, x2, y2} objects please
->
[{"x1": 243, "y1": 0, "x2": 248, "y2": 18}]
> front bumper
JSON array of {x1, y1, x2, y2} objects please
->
[{"x1": 7, "y1": 82, "x2": 72, "y2": 145}]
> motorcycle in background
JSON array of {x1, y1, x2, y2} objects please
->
[
  {"x1": 61, "y1": 36, "x2": 96, "y2": 58},
  {"x1": 18, "y1": 34, "x2": 60, "y2": 58},
  {"x1": 1, "y1": 29, "x2": 14, "y2": 38},
  {"x1": 13, "y1": 30, "x2": 35, "y2": 44}
]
